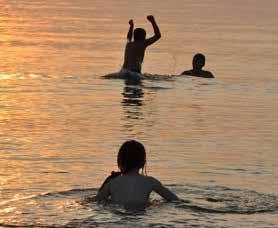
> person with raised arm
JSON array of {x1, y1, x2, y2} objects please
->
[{"x1": 118, "y1": 15, "x2": 161, "y2": 80}]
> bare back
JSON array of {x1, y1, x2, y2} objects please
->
[
  {"x1": 121, "y1": 16, "x2": 161, "y2": 74},
  {"x1": 96, "y1": 173, "x2": 178, "y2": 209},
  {"x1": 122, "y1": 41, "x2": 148, "y2": 73}
]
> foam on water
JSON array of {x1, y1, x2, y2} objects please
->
[
  {"x1": 103, "y1": 72, "x2": 176, "y2": 81},
  {"x1": 0, "y1": 72, "x2": 277, "y2": 226},
  {"x1": 1, "y1": 0, "x2": 278, "y2": 226},
  {"x1": 0, "y1": 184, "x2": 277, "y2": 227}
]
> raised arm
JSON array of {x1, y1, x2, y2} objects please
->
[
  {"x1": 127, "y1": 19, "x2": 134, "y2": 42},
  {"x1": 145, "y1": 15, "x2": 161, "y2": 46}
]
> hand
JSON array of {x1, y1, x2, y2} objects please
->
[
  {"x1": 147, "y1": 15, "x2": 155, "y2": 22},
  {"x1": 129, "y1": 19, "x2": 134, "y2": 26}
]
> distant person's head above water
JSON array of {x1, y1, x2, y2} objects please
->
[
  {"x1": 192, "y1": 53, "x2": 206, "y2": 70},
  {"x1": 118, "y1": 140, "x2": 146, "y2": 173},
  {"x1": 134, "y1": 28, "x2": 147, "y2": 41},
  {"x1": 181, "y1": 53, "x2": 215, "y2": 78}
]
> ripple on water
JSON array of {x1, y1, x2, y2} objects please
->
[{"x1": 0, "y1": 184, "x2": 277, "y2": 227}]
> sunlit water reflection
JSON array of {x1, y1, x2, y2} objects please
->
[{"x1": 0, "y1": 0, "x2": 277, "y2": 226}]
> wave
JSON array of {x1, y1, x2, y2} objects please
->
[
  {"x1": 0, "y1": 184, "x2": 277, "y2": 227},
  {"x1": 102, "y1": 72, "x2": 175, "y2": 81}
]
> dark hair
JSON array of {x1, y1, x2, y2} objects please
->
[
  {"x1": 98, "y1": 140, "x2": 146, "y2": 192},
  {"x1": 134, "y1": 28, "x2": 146, "y2": 41},
  {"x1": 117, "y1": 140, "x2": 146, "y2": 173},
  {"x1": 193, "y1": 53, "x2": 205, "y2": 64}
]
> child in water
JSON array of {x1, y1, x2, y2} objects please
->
[
  {"x1": 95, "y1": 140, "x2": 178, "y2": 209},
  {"x1": 181, "y1": 53, "x2": 215, "y2": 78},
  {"x1": 118, "y1": 15, "x2": 161, "y2": 79}
]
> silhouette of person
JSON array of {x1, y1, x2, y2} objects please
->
[
  {"x1": 181, "y1": 53, "x2": 214, "y2": 78},
  {"x1": 118, "y1": 15, "x2": 161, "y2": 80},
  {"x1": 95, "y1": 140, "x2": 179, "y2": 209}
]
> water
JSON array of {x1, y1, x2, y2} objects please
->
[{"x1": 0, "y1": 0, "x2": 277, "y2": 227}]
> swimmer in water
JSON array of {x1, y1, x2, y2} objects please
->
[
  {"x1": 181, "y1": 53, "x2": 215, "y2": 78},
  {"x1": 95, "y1": 140, "x2": 178, "y2": 209},
  {"x1": 119, "y1": 15, "x2": 161, "y2": 78}
]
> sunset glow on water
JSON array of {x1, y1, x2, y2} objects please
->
[{"x1": 0, "y1": 0, "x2": 277, "y2": 226}]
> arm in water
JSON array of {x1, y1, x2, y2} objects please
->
[
  {"x1": 94, "y1": 172, "x2": 121, "y2": 202},
  {"x1": 152, "y1": 177, "x2": 179, "y2": 202}
]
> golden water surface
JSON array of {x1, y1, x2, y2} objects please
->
[{"x1": 0, "y1": 0, "x2": 277, "y2": 226}]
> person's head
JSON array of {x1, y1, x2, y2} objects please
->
[
  {"x1": 192, "y1": 53, "x2": 206, "y2": 70},
  {"x1": 117, "y1": 140, "x2": 146, "y2": 173},
  {"x1": 134, "y1": 28, "x2": 146, "y2": 41}
]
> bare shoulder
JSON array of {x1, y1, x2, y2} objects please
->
[
  {"x1": 203, "y1": 70, "x2": 215, "y2": 78},
  {"x1": 145, "y1": 176, "x2": 162, "y2": 186},
  {"x1": 181, "y1": 70, "x2": 193, "y2": 76},
  {"x1": 146, "y1": 176, "x2": 179, "y2": 201},
  {"x1": 107, "y1": 175, "x2": 123, "y2": 186}
]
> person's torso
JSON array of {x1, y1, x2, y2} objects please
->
[
  {"x1": 109, "y1": 174, "x2": 154, "y2": 208},
  {"x1": 123, "y1": 42, "x2": 147, "y2": 73},
  {"x1": 183, "y1": 69, "x2": 214, "y2": 78}
]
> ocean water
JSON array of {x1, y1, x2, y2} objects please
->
[{"x1": 0, "y1": 0, "x2": 277, "y2": 227}]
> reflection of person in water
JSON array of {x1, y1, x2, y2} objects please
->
[
  {"x1": 120, "y1": 80, "x2": 149, "y2": 139},
  {"x1": 121, "y1": 80, "x2": 144, "y2": 123},
  {"x1": 118, "y1": 15, "x2": 161, "y2": 80},
  {"x1": 181, "y1": 53, "x2": 215, "y2": 78},
  {"x1": 122, "y1": 82, "x2": 144, "y2": 107}
]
